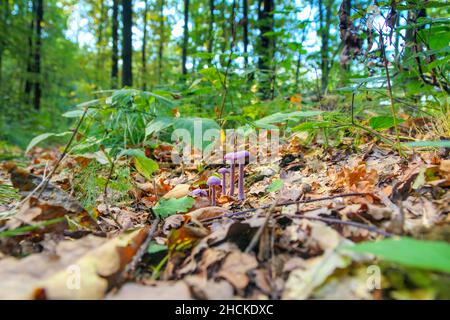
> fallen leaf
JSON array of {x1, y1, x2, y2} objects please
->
[
  {"x1": 107, "y1": 281, "x2": 192, "y2": 300},
  {"x1": 0, "y1": 228, "x2": 148, "y2": 299},
  {"x1": 216, "y1": 251, "x2": 258, "y2": 290}
]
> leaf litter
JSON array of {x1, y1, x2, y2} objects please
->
[{"x1": 0, "y1": 137, "x2": 449, "y2": 300}]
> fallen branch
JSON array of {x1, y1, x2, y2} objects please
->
[
  {"x1": 298, "y1": 216, "x2": 393, "y2": 237},
  {"x1": 119, "y1": 216, "x2": 161, "y2": 282},
  {"x1": 202, "y1": 192, "x2": 368, "y2": 223}
]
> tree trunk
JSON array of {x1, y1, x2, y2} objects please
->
[
  {"x1": 257, "y1": 0, "x2": 275, "y2": 99},
  {"x1": 141, "y1": 0, "x2": 149, "y2": 90},
  {"x1": 24, "y1": 1, "x2": 35, "y2": 101},
  {"x1": 33, "y1": 0, "x2": 43, "y2": 110},
  {"x1": 182, "y1": 0, "x2": 189, "y2": 75},
  {"x1": 158, "y1": 0, "x2": 164, "y2": 83},
  {"x1": 96, "y1": 0, "x2": 106, "y2": 84},
  {"x1": 0, "y1": 0, "x2": 9, "y2": 87},
  {"x1": 111, "y1": 0, "x2": 119, "y2": 88},
  {"x1": 319, "y1": 0, "x2": 333, "y2": 94},
  {"x1": 207, "y1": 0, "x2": 215, "y2": 62},
  {"x1": 122, "y1": 0, "x2": 133, "y2": 87},
  {"x1": 243, "y1": 0, "x2": 248, "y2": 68}
]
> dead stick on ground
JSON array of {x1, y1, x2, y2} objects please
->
[
  {"x1": 202, "y1": 192, "x2": 368, "y2": 223},
  {"x1": 121, "y1": 216, "x2": 161, "y2": 281},
  {"x1": 245, "y1": 199, "x2": 279, "y2": 253},
  {"x1": 297, "y1": 216, "x2": 393, "y2": 237}
]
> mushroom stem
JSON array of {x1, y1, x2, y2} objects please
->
[
  {"x1": 229, "y1": 160, "x2": 235, "y2": 196},
  {"x1": 220, "y1": 173, "x2": 227, "y2": 195},
  {"x1": 211, "y1": 186, "x2": 216, "y2": 206},
  {"x1": 238, "y1": 163, "x2": 245, "y2": 201}
]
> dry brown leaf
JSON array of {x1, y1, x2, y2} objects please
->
[
  {"x1": 0, "y1": 228, "x2": 148, "y2": 299},
  {"x1": 106, "y1": 282, "x2": 192, "y2": 300},
  {"x1": 184, "y1": 275, "x2": 234, "y2": 300},
  {"x1": 162, "y1": 184, "x2": 190, "y2": 199},
  {"x1": 216, "y1": 251, "x2": 258, "y2": 290}
]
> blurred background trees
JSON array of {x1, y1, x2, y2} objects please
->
[{"x1": 0, "y1": 0, "x2": 448, "y2": 147}]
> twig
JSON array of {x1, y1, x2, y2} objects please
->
[
  {"x1": 34, "y1": 107, "x2": 90, "y2": 200},
  {"x1": 244, "y1": 199, "x2": 278, "y2": 253},
  {"x1": 202, "y1": 192, "x2": 368, "y2": 224},
  {"x1": 120, "y1": 216, "x2": 161, "y2": 281},
  {"x1": 298, "y1": 216, "x2": 393, "y2": 237}
]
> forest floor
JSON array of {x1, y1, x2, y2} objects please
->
[{"x1": 0, "y1": 129, "x2": 449, "y2": 300}]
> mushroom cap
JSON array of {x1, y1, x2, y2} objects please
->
[
  {"x1": 224, "y1": 152, "x2": 237, "y2": 161},
  {"x1": 234, "y1": 150, "x2": 250, "y2": 159},
  {"x1": 218, "y1": 168, "x2": 230, "y2": 174},
  {"x1": 191, "y1": 189, "x2": 208, "y2": 197},
  {"x1": 207, "y1": 176, "x2": 221, "y2": 186}
]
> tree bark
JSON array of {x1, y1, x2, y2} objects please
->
[
  {"x1": 158, "y1": 0, "x2": 165, "y2": 83},
  {"x1": 122, "y1": 0, "x2": 133, "y2": 87},
  {"x1": 207, "y1": 0, "x2": 215, "y2": 62},
  {"x1": 96, "y1": 0, "x2": 106, "y2": 84},
  {"x1": 33, "y1": 0, "x2": 43, "y2": 110},
  {"x1": 24, "y1": 1, "x2": 35, "y2": 101},
  {"x1": 182, "y1": 0, "x2": 189, "y2": 75},
  {"x1": 257, "y1": 0, "x2": 275, "y2": 99},
  {"x1": 243, "y1": 0, "x2": 248, "y2": 68},
  {"x1": 111, "y1": 0, "x2": 119, "y2": 88},
  {"x1": 141, "y1": 0, "x2": 149, "y2": 90},
  {"x1": 319, "y1": 0, "x2": 333, "y2": 94}
]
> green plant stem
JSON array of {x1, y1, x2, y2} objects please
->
[{"x1": 379, "y1": 31, "x2": 404, "y2": 157}]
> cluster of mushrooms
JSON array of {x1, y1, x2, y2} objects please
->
[{"x1": 192, "y1": 151, "x2": 249, "y2": 206}]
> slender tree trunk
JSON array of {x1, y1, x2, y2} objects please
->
[
  {"x1": 0, "y1": 1, "x2": 8, "y2": 87},
  {"x1": 33, "y1": 0, "x2": 43, "y2": 110},
  {"x1": 319, "y1": 0, "x2": 333, "y2": 94},
  {"x1": 24, "y1": 1, "x2": 35, "y2": 101},
  {"x1": 207, "y1": 0, "x2": 215, "y2": 62},
  {"x1": 141, "y1": 0, "x2": 149, "y2": 90},
  {"x1": 182, "y1": 0, "x2": 189, "y2": 75},
  {"x1": 158, "y1": 0, "x2": 164, "y2": 83},
  {"x1": 96, "y1": 0, "x2": 106, "y2": 84},
  {"x1": 243, "y1": 0, "x2": 248, "y2": 68},
  {"x1": 257, "y1": 0, "x2": 275, "y2": 99},
  {"x1": 122, "y1": 0, "x2": 133, "y2": 87},
  {"x1": 111, "y1": 0, "x2": 119, "y2": 88}
]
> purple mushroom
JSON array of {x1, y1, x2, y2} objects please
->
[
  {"x1": 207, "y1": 176, "x2": 221, "y2": 206},
  {"x1": 218, "y1": 168, "x2": 230, "y2": 195},
  {"x1": 234, "y1": 151, "x2": 250, "y2": 201},
  {"x1": 191, "y1": 188, "x2": 208, "y2": 197},
  {"x1": 224, "y1": 152, "x2": 237, "y2": 196}
]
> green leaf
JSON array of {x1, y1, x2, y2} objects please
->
[
  {"x1": 267, "y1": 179, "x2": 283, "y2": 193},
  {"x1": 26, "y1": 132, "x2": 71, "y2": 153},
  {"x1": 173, "y1": 117, "x2": 221, "y2": 151},
  {"x1": 368, "y1": 116, "x2": 404, "y2": 130},
  {"x1": 147, "y1": 241, "x2": 168, "y2": 254},
  {"x1": 402, "y1": 140, "x2": 450, "y2": 148},
  {"x1": 254, "y1": 111, "x2": 323, "y2": 129},
  {"x1": 346, "y1": 238, "x2": 450, "y2": 273},
  {"x1": 145, "y1": 117, "x2": 174, "y2": 137},
  {"x1": 120, "y1": 149, "x2": 159, "y2": 179},
  {"x1": 153, "y1": 196, "x2": 195, "y2": 218}
]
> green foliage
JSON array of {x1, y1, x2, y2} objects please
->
[
  {"x1": 147, "y1": 241, "x2": 168, "y2": 254},
  {"x1": 403, "y1": 140, "x2": 450, "y2": 148},
  {"x1": 120, "y1": 149, "x2": 159, "y2": 179},
  {"x1": 267, "y1": 179, "x2": 283, "y2": 193},
  {"x1": 347, "y1": 238, "x2": 450, "y2": 274},
  {"x1": 153, "y1": 196, "x2": 195, "y2": 219},
  {"x1": 368, "y1": 116, "x2": 405, "y2": 131},
  {"x1": 0, "y1": 184, "x2": 20, "y2": 205},
  {"x1": 25, "y1": 132, "x2": 71, "y2": 153}
]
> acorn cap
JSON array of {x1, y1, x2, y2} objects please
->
[{"x1": 207, "y1": 176, "x2": 221, "y2": 186}]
